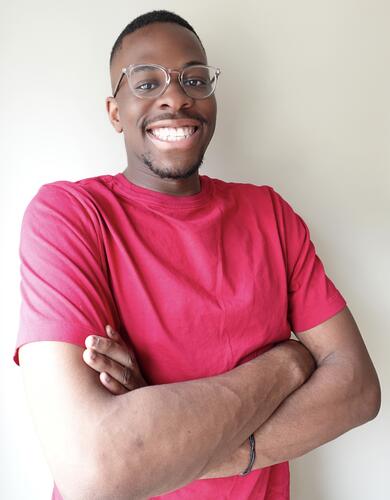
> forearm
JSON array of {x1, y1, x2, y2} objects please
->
[
  {"x1": 91, "y1": 342, "x2": 310, "y2": 499},
  {"x1": 200, "y1": 354, "x2": 380, "y2": 479}
]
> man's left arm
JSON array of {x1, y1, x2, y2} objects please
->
[{"x1": 199, "y1": 306, "x2": 381, "y2": 478}]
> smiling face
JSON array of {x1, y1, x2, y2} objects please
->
[{"x1": 107, "y1": 22, "x2": 217, "y2": 193}]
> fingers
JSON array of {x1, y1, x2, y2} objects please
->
[
  {"x1": 105, "y1": 324, "x2": 126, "y2": 346},
  {"x1": 83, "y1": 325, "x2": 148, "y2": 395},
  {"x1": 82, "y1": 348, "x2": 140, "y2": 391},
  {"x1": 85, "y1": 330, "x2": 134, "y2": 369},
  {"x1": 100, "y1": 372, "x2": 128, "y2": 396}
]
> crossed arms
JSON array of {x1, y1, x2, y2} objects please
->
[{"x1": 19, "y1": 306, "x2": 380, "y2": 499}]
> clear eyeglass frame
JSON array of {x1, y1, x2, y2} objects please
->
[{"x1": 112, "y1": 63, "x2": 221, "y2": 100}]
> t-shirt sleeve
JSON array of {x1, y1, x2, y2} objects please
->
[
  {"x1": 14, "y1": 183, "x2": 119, "y2": 365},
  {"x1": 270, "y1": 188, "x2": 347, "y2": 333}
]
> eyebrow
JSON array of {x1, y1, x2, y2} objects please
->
[
  {"x1": 182, "y1": 60, "x2": 207, "y2": 68},
  {"x1": 128, "y1": 59, "x2": 207, "y2": 70}
]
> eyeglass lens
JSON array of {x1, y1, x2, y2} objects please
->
[{"x1": 128, "y1": 65, "x2": 218, "y2": 99}]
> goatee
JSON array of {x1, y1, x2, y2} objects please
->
[{"x1": 141, "y1": 154, "x2": 204, "y2": 180}]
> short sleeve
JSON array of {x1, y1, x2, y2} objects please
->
[
  {"x1": 14, "y1": 183, "x2": 119, "y2": 365},
  {"x1": 271, "y1": 189, "x2": 347, "y2": 333}
]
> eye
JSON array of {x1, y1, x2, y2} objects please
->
[
  {"x1": 134, "y1": 80, "x2": 161, "y2": 92},
  {"x1": 183, "y1": 78, "x2": 207, "y2": 88}
]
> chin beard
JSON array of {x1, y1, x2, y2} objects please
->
[{"x1": 141, "y1": 153, "x2": 204, "y2": 180}]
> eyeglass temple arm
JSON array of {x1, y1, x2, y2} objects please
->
[{"x1": 112, "y1": 69, "x2": 126, "y2": 98}]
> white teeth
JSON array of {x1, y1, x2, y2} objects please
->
[{"x1": 149, "y1": 126, "x2": 196, "y2": 141}]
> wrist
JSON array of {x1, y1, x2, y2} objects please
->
[
  {"x1": 198, "y1": 441, "x2": 250, "y2": 479},
  {"x1": 239, "y1": 434, "x2": 256, "y2": 476}
]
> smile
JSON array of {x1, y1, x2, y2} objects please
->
[
  {"x1": 149, "y1": 126, "x2": 197, "y2": 142},
  {"x1": 145, "y1": 120, "x2": 202, "y2": 151}
]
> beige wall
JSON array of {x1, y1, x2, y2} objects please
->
[{"x1": 1, "y1": 1, "x2": 389, "y2": 498}]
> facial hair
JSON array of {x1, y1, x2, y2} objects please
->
[{"x1": 141, "y1": 153, "x2": 204, "y2": 180}]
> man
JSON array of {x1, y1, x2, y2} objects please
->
[{"x1": 15, "y1": 10, "x2": 380, "y2": 500}]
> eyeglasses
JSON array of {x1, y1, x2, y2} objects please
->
[{"x1": 112, "y1": 63, "x2": 221, "y2": 100}]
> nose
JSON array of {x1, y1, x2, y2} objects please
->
[{"x1": 155, "y1": 71, "x2": 194, "y2": 110}]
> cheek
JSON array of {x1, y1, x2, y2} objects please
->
[
  {"x1": 119, "y1": 99, "x2": 149, "y2": 135},
  {"x1": 203, "y1": 102, "x2": 217, "y2": 141},
  {"x1": 203, "y1": 98, "x2": 217, "y2": 131}
]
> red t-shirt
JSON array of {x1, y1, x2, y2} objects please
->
[{"x1": 15, "y1": 173, "x2": 346, "y2": 499}]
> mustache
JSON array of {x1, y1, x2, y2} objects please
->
[{"x1": 143, "y1": 112, "x2": 206, "y2": 129}]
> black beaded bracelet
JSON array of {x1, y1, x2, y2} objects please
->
[{"x1": 239, "y1": 433, "x2": 256, "y2": 476}]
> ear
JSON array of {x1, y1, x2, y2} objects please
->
[{"x1": 106, "y1": 97, "x2": 123, "y2": 133}]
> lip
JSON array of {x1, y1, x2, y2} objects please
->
[{"x1": 145, "y1": 119, "x2": 202, "y2": 151}]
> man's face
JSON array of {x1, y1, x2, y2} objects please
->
[{"x1": 108, "y1": 22, "x2": 217, "y2": 180}]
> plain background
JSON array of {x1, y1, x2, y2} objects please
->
[{"x1": 1, "y1": 1, "x2": 389, "y2": 499}]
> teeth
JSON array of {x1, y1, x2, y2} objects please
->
[{"x1": 149, "y1": 126, "x2": 196, "y2": 141}]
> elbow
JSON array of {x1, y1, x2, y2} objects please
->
[
  {"x1": 352, "y1": 369, "x2": 381, "y2": 426},
  {"x1": 76, "y1": 423, "x2": 152, "y2": 498},
  {"x1": 362, "y1": 375, "x2": 381, "y2": 422},
  {"x1": 53, "y1": 435, "x2": 143, "y2": 500},
  {"x1": 53, "y1": 463, "x2": 109, "y2": 500},
  {"x1": 340, "y1": 355, "x2": 381, "y2": 425},
  {"x1": 58, "y1": 459, "x2": 141, "y2": 500},
  {"x1": 82, "y1": 445, "x2": 145, "y2": 500}
]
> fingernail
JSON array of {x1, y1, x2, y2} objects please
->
[
  {"x1": 103, "y1": 373, "x2": 111, "y2": 383},
  {"x1": 106, "y1": 325, "x2": 113, "y2": 336},
  {"x1": 85, "y1": 336, "x2": 93, "y2": 347},
  {"x1": 88, "y1": 349, "x2": 96, "y2": 361}
]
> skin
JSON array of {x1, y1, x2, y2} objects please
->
[
  {"x1": 84, "y1": 325, "x2": 148, "y2": 395},
  {"x1": 18, "y1": 21, "x2": 380, "y2": 499},
  {"x1": 20, "y1": 332, "x2": 315, "y2": 498},
  {"x1": 84, "y1": 308, "x2": 380, "y2": 480},
  {"x1": 106, "y1": 22, "x2": 217, "y2": 196}
]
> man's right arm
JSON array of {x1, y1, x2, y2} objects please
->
[{"x1": 19, "y1": 339, "x2": 314, "y2": 500}]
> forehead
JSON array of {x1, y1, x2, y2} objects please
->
[{"x1": 115, "y1": 22, "x2": 207, "y2": 69}]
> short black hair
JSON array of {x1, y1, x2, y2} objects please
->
[{"x1": 110, "y1": 10, "x2": 204, "y2": 67}]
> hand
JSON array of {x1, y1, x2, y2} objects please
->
[
  {"x1": 83, "y1": 324, "x2": 148, "y2": 395},
  {"x1": 273, "y1": 338, "x2": 317, "y2": 384}
]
